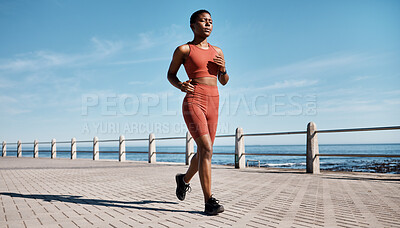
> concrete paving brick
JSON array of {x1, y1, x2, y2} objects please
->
[
  {"x1": 18, "y1": 209, "x2": 36, "y2": 220},
  {"x1": 4, "y1": 211, "x2": 22, "y2": 222},
  {"x1": 68, "y1": 218, "x2": 94, "y2": 227},
  {"x1": 1, "y1": 157, "x2": 399, "y2": 227},
  {"x1": 57, "y1": 220, "x2": 80, "y2": 228},
  {"x1": 108, "y1": 219, "x2": 135, "y2": 228},
  {"x1": 22, "y1": 218, "x2": 43, "y2": 228},
  {"x1": 4, "y1": 220, "x2": 26, "y2": 228},
  {"x1": 46, "y1": 212, "x2": 69, "y2": 223},
  {"x1": 81, "y1": 214, "x2": 106, "y2": 225}
]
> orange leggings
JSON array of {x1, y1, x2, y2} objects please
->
[{"x1": 182, "y1": 83, "x2": 219, "y2": 143}]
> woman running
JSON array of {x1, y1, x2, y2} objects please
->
[{"x1": 167, "y1": 9, "x2": 229, "y2": 215}]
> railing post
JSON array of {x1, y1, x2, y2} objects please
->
[
  {"x1": 2, "y1": 141, "x2": 6, "y2": 157},
  {"x1": 17, "y1": 140, "x2": 22, "y2": 157},
  {"x1": 71, "y1": 138, "x2": 76, "y2": 160},
  {"x1": 185, "y1": 132, "x2": 194, "y2": 165},
  {"x1": 51, "y1": 139, "x2": 56, "y2": 159},
  {"x1": 119, "y1": 135, "x2": 125, "y2": 162},
  {"x1": 148, "y1": 133, "x2": 156, "y2": 163},
  {"x1": 235, "y1": 127, "x2": 245, "y2": 169},
  {"x1": 306, "y1": 122, "x2": 320, "y2": 174},
  {"x1": 93, "y1": 136, "x2": 99, "y2": 160},
  {"x1": 33, "y1": 140, "x2": 38, "y2": 158}
]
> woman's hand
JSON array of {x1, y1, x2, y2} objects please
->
[
  {"x1": 179, "y1": 79, "x2": 195, "y2": 93},
  {"x1": 213, "y1": 54, "x2": 226, "y2": 72}
]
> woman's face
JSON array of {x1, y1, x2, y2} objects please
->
[{"x1": 191, "y1": 13, "x2": 213, "y2": 37}]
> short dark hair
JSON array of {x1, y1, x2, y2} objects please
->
[{"x1": 190, "y1": 9, "x2": 211, "y2": 25}]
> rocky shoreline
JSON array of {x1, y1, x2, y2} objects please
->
[{"x1": 322, "y1": 159, "x2": 400, "y2": 174}]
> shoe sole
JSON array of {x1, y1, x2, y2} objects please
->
[{"x1": 205, "y1": 206, "x2": 224, "y2": 215}]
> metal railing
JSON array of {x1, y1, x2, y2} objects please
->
[
  {"x1": 234, "y1": 124, "x2": 400, "y2": 173},
  {"x1": 2, "y1": 122, "x2": 399, "y2": 173}
]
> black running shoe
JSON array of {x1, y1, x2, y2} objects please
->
[
  {"x1": 175, "y1": 174, "x2": 191, "y2": 201},
  {"x1": 204, "y1": 196, "x2": 224, "y2": 215}
]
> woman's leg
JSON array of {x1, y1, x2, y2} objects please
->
[
  {"x1": 182, "y1": 94, "x2": 209, "y2": 184},
  {"x1": 181, "y1": 86, "x2": 217, "y2": 202},
  {"x1": 183, "y1": 147, "x2": 200, "y2": 183},
  {"x1": 194, "y1": 134, "x2": 213, "y2": 203}
]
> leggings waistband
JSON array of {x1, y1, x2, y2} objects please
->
[{"x1": 191, "y1": 83, "x2": 219, "y2": 96}]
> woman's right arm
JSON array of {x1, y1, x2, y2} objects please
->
[{"x1": 167, "y1": 45, "x2": 194, "y2": 93}]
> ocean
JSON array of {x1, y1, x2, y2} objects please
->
[{"x1": 6, "y1": 144, "x2": 400, "y2": 174}]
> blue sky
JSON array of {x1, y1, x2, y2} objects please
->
[{"x1": 1, "y1": 0, "x2": 399, "y2": 145}]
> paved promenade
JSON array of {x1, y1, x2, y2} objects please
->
[{"x1": 0, "y1": 157, "x2": 399, "y2": 227}]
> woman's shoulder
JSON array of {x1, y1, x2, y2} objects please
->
[
  {"x1": 175, "y1": 43, "x2": 190, "y2": 55},
  {"x1": 210, "y1": 44, "x2": 223, "y2": 55}
]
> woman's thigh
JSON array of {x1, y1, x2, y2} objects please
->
[
  {"x1": 206, "y1": 95, "x2": 219, "y2": 144},
  {"x1": 182, "y1": 98, "x2": 209, "y2": 140}
]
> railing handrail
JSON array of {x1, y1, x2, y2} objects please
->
[
  {"x1": 75, "y1": 140, "x2": 93, "y2": 143},
  {"x1": 97, "y1": 139, "x2": 119, "y2": 143},
  {"x1": 125, "y1": 138, "x2": 148, "y2": 142},
  {"x1": 215, "y1": 134, "x2": 236, "y2": 138},
  {"x1": 316, "y1": 126, "x2": 400, "y2": 133},
  {"x1": 243, "y1": 131, "x2": 307, "y2": 137},
  {"x1": 316, "y1": 153, "x2": 400, "y2": 157},
  {"x1": 156, "y1": 136, "x2": 186, "y2": 140},
  {"x1": 3, "y1": 125, "x2": 399, "y2": 145},
  {"x1": 240, "y1": 125, "x2": 400, "y2": 138}
]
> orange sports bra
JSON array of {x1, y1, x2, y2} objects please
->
[{"x1": 183, "y1": 43, "x2": 219, "y2": 79}]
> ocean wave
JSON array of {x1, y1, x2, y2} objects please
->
[{"x1": 263, "y1": 162, "x2": 306, "y2": 167}]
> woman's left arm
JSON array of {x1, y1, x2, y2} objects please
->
[{"x1": 213, "y1": 47, "x2": 229, "y2": 85}]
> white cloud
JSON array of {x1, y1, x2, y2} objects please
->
[
  {"x1": 0, "y1": 77, "x2": 15, "y2": 88},
  {"x1": 0, "y1": 37, "x2": 123, "y2": 72},
  {"x1": 128, "y1": 81, "x2": 146, "y2": 85},
  {"x1": 0, "y1": 24, "x2": 186, "y2": 73},
  {"x1": 0, "y1": 95, "x2": 17, "y2": 103},
  {"x1": 136, "y1": 33, "x2": 156, "y2": 50},
  {"x1": 219, "y1": 79, "x2": 318, "y2": 96},
  {"x1": 384, "y1": 90, "x2": 400, "y2": 95},
  {"x1": 384, "y1": 99, "x2": 400, "y2": 105},
  {"x1": 112, "y1": 57, "x2": 170, "y2": 65},
  {"x1": 90, "y1": 37, "x2": 122, "y2": 57},
  {"x1": 0, "y1": 49, "x2": 83, "y2": 72},
  {"x1": 318, "y1": 104, "x2": 380, "y2": 113},
  {"x1": 260, "y1": 79, "x2": 318, "y2": 90},
  {"x1": 317, "y1": 98, "x2": 382, "y2": 113},
  {"x1": 133, "y1": 24, "x2": 189, "y2": 51},
  {"x1": 224, "y1": 52, "x2": 381, "y2": 97},
  {"x1": 256, "y1": 53, "x2": 375, "y2": 80},
  {"x1": 0, "y1": 107, "x2": 31, "y2": 115},
  {"x1": 353, "y1": 75, "x2": 372, "y2": 81}
]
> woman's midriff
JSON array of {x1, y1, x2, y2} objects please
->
[{"x1": 191, "y1": 77, "x2": 218, "y2": 86}]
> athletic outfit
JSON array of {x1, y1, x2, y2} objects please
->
[
  {"x1": 182, "y1": 43, "x2": 219, "y2": 143},
  {"x1": 176, "y1": 42, "x2": 224, "y2": 215}
]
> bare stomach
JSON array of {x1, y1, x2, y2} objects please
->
[{"x1": 192, "y1": 77, "x2": 217, "y2": 86}]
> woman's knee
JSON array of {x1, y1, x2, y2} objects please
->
[
  {"x1": 195, "y1": 134, "x2": 213, "y2": 160},
  {"x1": 199, "y1": 146, "x2": 213, "y2": 160}
]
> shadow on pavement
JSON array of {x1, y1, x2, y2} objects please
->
[{"x1": 1, "y1": 192, "x2": 204, "y2": 214}]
